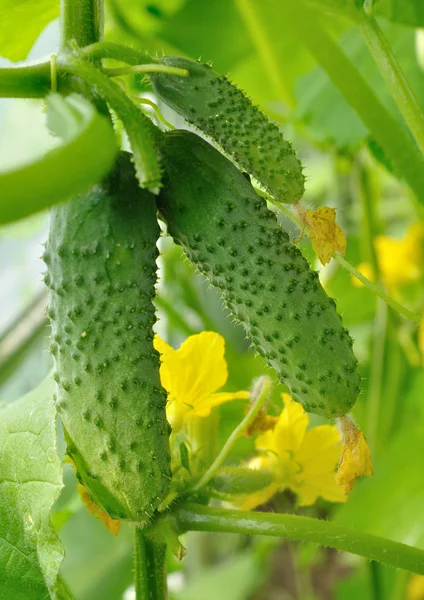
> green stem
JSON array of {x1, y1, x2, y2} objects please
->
[
  {"x1": 60, "y1": 0, "x2": 103, "y2": 49},
  {"x1": 380, "y1": 326, "x2": 403, "y2": 446},
  {"x1": 191, "y1": 376, "x2": 270, "y2": 491},
  {"x1": 175, "y1": 504, "x2": 424, "y2": 575},
  {"x1": 366, "y1": 299, "x2": 388, "y2": 455},
  {"x1": 0, "y1": 42, "x2": 155, "y2": 99},
  {"x1": 103, "y1": 64, "x2": 189, "y2": 78},
  {"x1": 134, "y1": 528, "x2": 168, "y2": 600},
  {"x1": 279, "y1": 0, "x2": 424, "y2": 203},
  {"x1": 360, "y1": 15, "x2": 424, "y2": 156},
  {"x1": 369, "y1": 561, "x2": 383, "y2": 600},
  {"x1": 82, "y1": 41, "x2": 156, "y2": 65},
  {"x1": 233, "y1": 0, "x2": 293, "y2": 107}
]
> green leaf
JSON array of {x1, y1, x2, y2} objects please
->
[
  {"x1": 0, "y1": 93, "x2": 117, "y2": 224},
  {"x1": 0, "y1": 376, "x2": 65, "y2": 599},
  {"x1": 336, "y1": 426, "x2": 424, "y2": 548},
  {"x1": 0, "y1": 0, "x2": 59, "y2": 61}
]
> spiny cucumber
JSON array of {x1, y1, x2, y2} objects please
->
[
  {"x1": 150, "y1": 56, "x2": 304, "y2": 204},
  {"x1": 157, "y1": 131, "x2": 360, "y2": 419},
  {"x1": 44, "y1": 152, "x2": 171, "y2": 521}
]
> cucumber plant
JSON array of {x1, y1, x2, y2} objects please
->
[
  {"x1": 3, "y1": 0, "x2": 424, "y2": 598},
  {"x1": 45, "y1": 152, "x2": 171, "y2": 521}
]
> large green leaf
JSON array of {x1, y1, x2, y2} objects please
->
[
  {"x1": 0, "y1": 0, "x2": 59, "y2": 61},
  {"x1": 0, "y1": 93, "x2": 117, "y2": 224},
  {"x1": 0, "y1": 376, "x2": 65, "y2": 599}
]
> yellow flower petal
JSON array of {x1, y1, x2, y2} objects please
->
[
  {"x1": 407, "y1": 574, "x2": 424, "y2": 600},
  {"x1": 77, "y1": 483, "x2": 121, "y2": 536},
  {"x1": 336, "y1": 415, "x2": 373, "y2": 494},
  {"x1": 156, "y1": 332, "x2": 228, "y2": 407},
  {"x1": 296, "y1": 425, "x2": 342, "y2": 474},
  {"x1": 193, "y1": 390, "x2": 250, "y2": 417},
  {"x1": 266, "y1": 394, "x2": 308, "y2": 456},
  {"x1": 156, "y1": 331, "x2": 247, "y2": 431},
  {"x1": 304, "y1": 206, "x2": 347, "y2": 266},
  {"x1": 295, "y1": 472, "x2": 348, "y2": 506},
  {"x1": 235, "y1": 483, "x2": 279, "y2": 510},
  {"x1": 375, "y1": 223, "x2": 424, "y2": 288}
]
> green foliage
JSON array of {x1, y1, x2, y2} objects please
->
[
  {"x1": 0, "y1": 93, "x2": 117, "y2": 224},
  {"x1": 0, "y1": 0, "x2": 58, "y2": 61},
  {"x1": 0, "y1": 376, "x2": 65, "y2": 600}
]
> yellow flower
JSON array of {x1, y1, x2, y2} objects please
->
[
  {"x1": 236, "y1": 394, "x2": 346, "y2": 509},
  {"x1": 353, "y1": 223, "x2": 424, "y2": 289},
  {"x1": 154, "y1": 331, "x2": 249, "y2": 432},
  {"x1": 304, "y1": 206, "x2": 347, "y2": 266},
  {"x1": 407, "y1": 574, "x2": 424, "y2": 600},
  {"x1": 336, "y1": 415, "x2": 373, "y2": 494}
]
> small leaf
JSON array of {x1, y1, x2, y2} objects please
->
[
  {"x1": 336, "y1": 415, "x2": 373, "y2": 494},
  {"x1": 303, "y1": 206, "x2": 347, "y2": 265},
  {"x1": 0, "y1": 93, "x2": 117, "y2": 224},
  {"x1": 0, "y1": 376, "x2": 65, "y2": 600},
  {"x1": 0, "y1": 0, "x2": 58, "y2": 61}
]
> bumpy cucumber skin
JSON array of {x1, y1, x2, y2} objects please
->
[
  {"x1": 44, "y1": 153, "x2": 171, "y2": 521},
  {"x1": 157, "y1": 131, "x2": 360, "y2": 419},
  {"x1": 150, "y1": 57, "x2": 304, "y2": 204}
]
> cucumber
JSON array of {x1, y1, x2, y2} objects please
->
[
  {"x1": 44, "y1": 152, "x2": 171, "y2": 521},
  {"x1": 150, "y1": 57, "x2": 304, "y2": 204},
  {"x1": 157, "y1": 131, "x2": 360, "y2": 419}
]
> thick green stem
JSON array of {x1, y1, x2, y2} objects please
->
[
  {"x1": 60, "y1": 0, "x2": 103, "y2": 49},
  {"x1": 0, "y1": 42, "x2": 155, "y2": 99},
  {"x1": 279, "y1": 0, "x2": 424, "y2": 203},
  {"x1": 361, "y1": 15, "x2": 424, "y2": 156},
  {"x1": 134, "y1": 528, "x2": 168, "y2": 600},
  {"x1": 366, "y1": 299, "x2": 388, "y2": 455},
  {"x1": 175, "y1": 504, "x2": 424, "y2": 575}
]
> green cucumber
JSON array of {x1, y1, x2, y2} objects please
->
[
  {"x1": 150, "y1": 56, "x2": 304, "y2": 204},
  {"x1": 157, "y1": 131, "x2": 360, "y2": 419},
  {"x1": 45, "y1": 152, "x2": 171, "y2": 521}
]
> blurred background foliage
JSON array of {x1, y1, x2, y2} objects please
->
[{"x1": 1, "y1": 0, "x2": 424, "y2": 598}]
